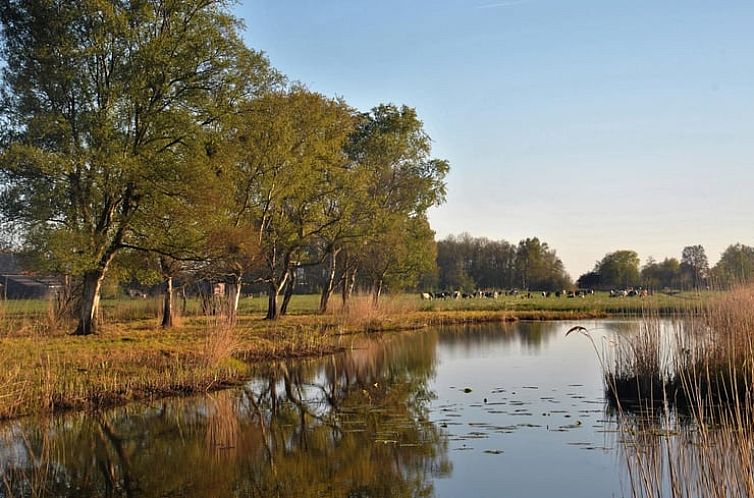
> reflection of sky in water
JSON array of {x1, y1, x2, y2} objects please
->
[{"x1": 430, "y1": 320, "x2": 633, "y2": 498}]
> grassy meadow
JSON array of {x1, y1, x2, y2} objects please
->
[{"x1": 0, "y1": 290, "x2": 710, "y2": 421}]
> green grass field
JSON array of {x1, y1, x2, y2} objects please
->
[
  {"x1": 415, "y1": 290, "x2": 708, "y2": 314},
  {"x1": 0, "y1": 290, "x2": 709, "y2": 323}
]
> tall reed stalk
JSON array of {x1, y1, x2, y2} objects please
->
[{"x1": 602, "y1": 286, "x2": 754, "y2": 497}]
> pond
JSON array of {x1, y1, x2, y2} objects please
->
[{"x1": 0, "y1": 320, "x2": 672, "y2": 497}]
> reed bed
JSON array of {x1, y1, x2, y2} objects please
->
[
  {"x1": 599, "y1": 286, "x2": 754, "y2": 497},
  {"x1": 606, "y1": 287, "x2": 754, "y2": 414},
  {"x1": 617, "y1": 409, "x2": 754, "y2": 498},
  {"x1": 1, "y1": 423, "x2": 54, "y2": 498}
]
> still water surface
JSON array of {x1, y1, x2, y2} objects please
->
[{"x1": 1, "y1": 320, "x2": 643, "y2": 497}]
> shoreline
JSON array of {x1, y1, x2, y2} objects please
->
[{"x1": 0, "y1": 306, "x2": 683, "y2": 422}]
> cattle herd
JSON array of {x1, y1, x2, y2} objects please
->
[{"x1": 420, "y1": 288, "x2": 650, "y2": 300}]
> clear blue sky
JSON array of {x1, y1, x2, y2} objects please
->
[{"x1": 234, "y1": 0, "x2": 754, "y2": 278}]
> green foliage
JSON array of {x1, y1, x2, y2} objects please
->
[
  {"x1": 361, "y1": 215, "x2": 437, "y2": 292},
  {"x1": 231, "y1": 88, "x2": 356, "y2": 314},
  {"x1": 0, "y1": 0, "x2": 276, "y2": 331},
  {"x1": 712, "y1": 244, "x2": 754, "y2": 287},
  {"x1": 347, "y1": 105, "x2": 448, "y2": 297},
  {"x1": 641, "y1": 257, "x2": 681, "y2": 290},
  {"x1": 0, "y1": 3, "x2": 450, "y2": 323},
  {"x1": 593, "y1": 250, "x2": 641, "y2": 289},
  {"x1": 515, "y1": 237, "x2": 572, "y2": 291},
  {"x1": 437, "y1": 234, "x2": 570, "y2": 291}
]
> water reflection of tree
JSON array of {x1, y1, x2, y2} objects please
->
[
  {"x1": 437, "y1": 322, "x2": 562, "y2": 353},
  {"x1": 1, "y1": 331, "x2": 451, "y2": 498}
]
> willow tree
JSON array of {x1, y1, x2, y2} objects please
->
[
  {"x1": 0, "y1": 0, "x2": 272, "y2": 334},
  {"x1": 361, "y1": 215, "x2": 437, "y2": 305},
  {"x1": 233, "y1": 88, "x2": 354, "y2": 320},
  {"x1": 345, "y1": 104, "x2": 449, "y2": 306}
]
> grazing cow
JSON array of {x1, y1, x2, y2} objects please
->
[
  {"x1": 127, "y1": 289, "x2": 147, "y2": 299},
  {"x1": 420, "y1": 292, "x2": 432, "y2": 300}
]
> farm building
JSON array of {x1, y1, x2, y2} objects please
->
[{"x1": 0, "y1": 253, "x2": 61, "y2": 300}]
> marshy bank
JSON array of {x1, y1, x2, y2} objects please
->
[
  {"x1": 602, "y1": 286, "x2": 754, "y2": 414},
  {"x1": 0, "y1": 291, "x2": 641, "y2": 421},
  {"x1": 0, "y1": 291, "x2": 713, "y2": 421}
]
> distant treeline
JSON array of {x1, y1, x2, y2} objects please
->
[
  {"x1": 434, "y1": 234, "x2": 572, "y2": 292},
  {"x1": 433, "y1": 236, "x2": 754, "y2": 292},
  {"x1": 578, "y1": 244, "x2": 754, "y2": 291}
]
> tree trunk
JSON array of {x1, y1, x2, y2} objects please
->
[
  {"x1": 341, "y1": 268, "x2": 357, "y2": 307},
  {"x1": 280, "y1": 271, "x2": 296, "y2": 316},
  {"x1": 180, "y1": 286, "x2": 188, "y2": 315},
  {"x1": 75, "y1": 269, "x2": 106, "y2": 335},
  {"x1": 319, "y1": 250, "x2": 339, "y2": 314},
  {"x1": 265, "y1": 282, "x2": 279, "y2": 320},
  {"x1": 227, "y1": 274, "x2": 243, "y2": 321},
  {"x1": 265, "y1": 253, "x2": 291, "y2": 320},
  {"x1": 161, "y1": 276, "x2": 173, "y2": 328},
  {"x1": 372, "y1": 279, "x2": 383, "y2": 308},
  {"x1": 54, "y1": 274, "x2": 75, "y2": 321}
]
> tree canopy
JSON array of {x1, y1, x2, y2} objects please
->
[
  {"x1": 712, "y1": 244, "x2": 754, "y2": 287},
  {"x1": 436, "y1": 234, "x2": 571, "y2": 291},
  {"x1": 0, "y1": 3, "x2": 450, "y2": 329},
  {"x1": 0, "y1": 0, "x2": 275, "y2": 333},
  {"x1": 591, "y1": 250, "x2": 641, "y2": 289}
]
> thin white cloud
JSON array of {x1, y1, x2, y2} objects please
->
[{"x1": 476, "y1": 0, "x2": 533, "y2": 8}]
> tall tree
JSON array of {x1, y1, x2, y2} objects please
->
[
  {"x1": 232, "y1": 88, "x2": 354, "y2": 319},
  {"x1": 712, "y1": 243, "x2": 754, "y2": 287},
  {"x1": 0, "y1": 0, "x2": 272, "y2": 334},
  {"x1": 593, "y1": 250, "x2": 641, "y2": 289},
  {"x1": 361, "y1": 215, "x2": 437, "y2": 305},
  {"x1": 436, "y1": 234, "x2": 477, "y2": 291},
  {"x1": 681, "y1": 244, "x2": 709, "y2": 290},
  {"x1": 514, "y1": 237, "x2": 571, "y2": 291},
  {"x1": 346, "y1": 104, "x2": 448, "y2": 306},
  {"x1": 641, "y1": 257, "x2": 681, "y2": 290}
]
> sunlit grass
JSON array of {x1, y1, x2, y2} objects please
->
[{"x1": 0, "y1": 290, "x2": 716, "y2": 421}]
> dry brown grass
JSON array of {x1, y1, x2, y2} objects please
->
[
  {"x1": 1, "y1": 424, "x2": 53, "y2": 498},
  {"x1": 202, "y1": 315, "x2": 239, "y2": 367},
  {"x1": 328, "y1": 294, "x2": 417, "y2": 331},
  {"x1": 0, "y1": 292, "x2": 645, "y2": 422},
  {"x1": 603, "y1": 287, "x2": 754, "y2": 413}
]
